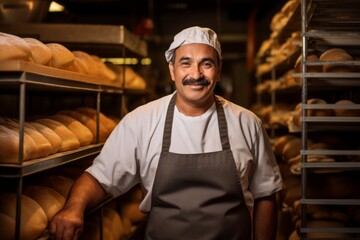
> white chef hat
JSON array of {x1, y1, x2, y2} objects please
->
[{"x1": 165, "y1": 26, "x2": 222, "y2": 63}]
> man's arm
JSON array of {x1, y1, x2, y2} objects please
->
[
  {"x1": 253, "y1": 193, "x2": 278, "y2": 240},
  {"x1": 49, "y1": 172, "x2": 107, "y2": 240}
]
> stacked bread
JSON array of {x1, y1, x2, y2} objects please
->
[
  {"x1": 1, "y1": 32, "x2": 148, "y2": 89},
  {"x1": 0, "y1": 107, "x2": 117, "y2": 164},
  {"x1": 106, "y1": 64, "x2": 147, "y2": 90}
]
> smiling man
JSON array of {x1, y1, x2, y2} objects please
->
[{"x1": 50, "y1": 26, "x2": 282, "y2": 240}]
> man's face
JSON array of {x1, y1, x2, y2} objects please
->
[{"x1": 169, "y1": 43, "x2": 222, "y2": 109}]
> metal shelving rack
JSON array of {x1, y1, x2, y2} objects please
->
[
  {"x1": 300, "y1": 0, "x2": 360, "y2": 238},
  {"x1": 0, "y1": 24, "x2": 147, "y2": 239}
]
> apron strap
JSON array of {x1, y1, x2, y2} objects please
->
[
  {"x1": 215, "y1": 96, "x2": 231, "y2": 150},
  {"x1": 162, "y1": 94, "x2": 231, "y2": 152},
  {"x1": 162, "y1": 94, "x2": 176, "y2": 152}
]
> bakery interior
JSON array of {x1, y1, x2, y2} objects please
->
[{"x1": 0, "y1": 0, "x2": 359, "y2": 239}]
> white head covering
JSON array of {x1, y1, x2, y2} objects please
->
[{"x1": 165, "y1": 26, "x2": 222, "y2": 63}]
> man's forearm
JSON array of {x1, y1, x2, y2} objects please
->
[
  {"x1": 253, "y1": 193, "x2": 278, "y2": 240},
  {"x1": 65, "y1": 172, "x2": 107, "y2": 212}
]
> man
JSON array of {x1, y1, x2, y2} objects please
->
[{"x1": 50, "y1": 26, "x2": 282, "y2": 240}]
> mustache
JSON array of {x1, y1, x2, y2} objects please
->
[{"x1": 182, "y1": 77, "x2": 210, "y2": 86}]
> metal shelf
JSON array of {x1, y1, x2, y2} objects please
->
[
  {"x1": 0, "y1": 144, "x2": 103, "y2": 178},
  {"x1": 0, "y1": 23, "x2": 148, "y2": 58}
]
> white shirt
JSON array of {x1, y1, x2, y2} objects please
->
[{"x1": 86, "y1": 93, "x2": 282, "y2": 212}]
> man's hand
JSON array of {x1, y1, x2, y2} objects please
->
[{"x1": 49, "y1": 205, "x2": 83, "y2": 240}]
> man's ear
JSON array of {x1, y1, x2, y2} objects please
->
[{"x1": 169, "y1": 62, "x2": 175, "y2": 81}]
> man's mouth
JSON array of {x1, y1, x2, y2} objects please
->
[{"x1": 182, "y1": 78, "x2": 210, "y2": 86}]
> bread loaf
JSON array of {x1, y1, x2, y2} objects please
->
[
  {"x1": 2, "y1": 119, "x2": 52, "y2": 159},
  {"x1": 37, "y1": 175, "x2": 74, "y2": 199},
  {"x1": 46, "y1": 43, "x2": 75, "y2": 68},
  {"x1": 0, "y1": 213, "x2": 15, "y2": 240},
  {"x1": 334, "y1": 100, "x2": 360, "y2": 117},
  {"x1": 77, "y1": 107, "x2": 116, "y2": 131},
  {"x1": 0, "y1": 125, "x2": 37, "y2": 163},
  {"x1": 0, "y1": 193, "x2": 47, "y2": 240},
  {"x1": 0, "y1": 118, "x2": 39, "y2": 163},
  {"x1": 23, "y1": 186, "x2": 65, "y2": 221},
  {"x1": 320, "y1": 48, "x2": 353, "y2": 72},
  {"x1": 281, "y1": 137, "x2": 302, "y2": 162},
  {"x1": 273, "y1": 135, "x2": 297, "y2": 156},
  {"x1": 23, "y1": 38, "x2": 52, "y2": 65},
  {"x1": 50, "y1": 114, "x2": 93, "y2": 146},
  {"x1": 91, "y1": 55, "x2": 117, "y2": 81},
  {"x1": 0, "y1": 32, "x2": 31, "y2": 61},
  {"x1": 103, "y1": 207, "x2": 125, "y2": 240},
  {"x1": 59, "y1": 110, "x2": 102, "y2": 143},
  {"x1": 28, "y1": 121, "x2": 62, "y2": 154},
  {"x1": 34, "y1": 118, "x2": 80, "y2": 151}
]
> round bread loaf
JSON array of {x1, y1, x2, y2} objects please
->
[
  {"x1": 23, "y1": 186, "x2": 65, "y2": 221},
  {"x1": 0, "y1": 32, "x2": 31, "y2": 61},
  {"x1": 34, "y1": 118, "x2": 80, "y2": 152},
  {"x1": 274, "y1": 134, "x2": 297, "y2": 155},
  {"x1": 334, "y1": 100, "x2": 360, "y2": 117},
  {"x1": 281, "y1": 137, "x2": 302, "y2": 162},
  {"x1": 307, "y1": 98, "x2": 334, "y2": 117},
  {"x1": 320, "y1": 48, "x2": 353, "y2": 72},
  {"x1": 0, "y1": 193, "x2": 47, "y2": 240},
  {"x1": 46, "y1": 43, "x2": 75, "y2": 68},
  {"x1": 71, "y1": 51, "x2": 97, "y2": 75},
  {"x1": 23, "y1": 38, "x2": 52, "y2": 65},
  {"x1": 50, "y1": 114, "x2": 93, "y2": 147}
]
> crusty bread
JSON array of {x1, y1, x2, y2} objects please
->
[
  {"x1": 91, "y1": 55, "x2": 117, "y2": 81},
  {"x1": 27, "y1": 122, "x2": 62, "y2": 154},
  {"x1": 0, "y1": 32, "x2": 31, "y2": 61},
  {"x1": 0, "y1": 193, "x2": 47, "y2": 240},
  {"x1": 334, "y1": 100, "x2": 360, "y2": 117},
  {"x1": 59, "y1": 110, "x2": 108, "y2": 143},
  {"x1": 34, "y1": 118, "x2": 80, "y2": 152},
  {"x1": 46, "y1": 43, "x2": 75, "y2": 68},
  {"x1": 36, "y1": 175, "x2": 74, "y2": 199},
  {"x1": 23, "y1": 38, "x2": 53, "y2": 65},
  {"x1": 76, "y1": 107, "x2": 116, "y2": 136},
  {"x1": 320, "y1": 48, "x2": 353, "y2": 72},
  {"x1": 23, "y1": 186, "x2": 65, "y2": 221},
  {"x1": 2, "y1": 119, "x2": 52, "y2": 159},
  {"x1": 0, "y1": 213, "x2": 15, "y2": 240},
  {"x1": 0, "y1": 125, "x2": 37, "y2": 163},
  {"x1": 49, "y1": 114, "x2": 93, "y2": 146}
]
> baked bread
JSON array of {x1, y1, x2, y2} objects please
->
[
  {"x1": 334, "y1": 100, "x2": 360, "y2": 117},
  {"x1": 0, "y1": 32, "x2": 31, "y2": 61},
  {"x1": 34, "y1": 118, "x2": 80, "y2": 152},
  {"x1": 76, "y1": 107, "x2": 116, "y2": 134},
  {"x1": 59, "y1": 110, "x2": 107, "y2": 143},
  {"x1": 27, "y1": 121, "x2": 62, "y2": 154},
  {"x1": 23, "y1": 186, "x2": 65, "y2": 221},
  {"x1": 0, "y1": 193, "x2": 47, "y2": 240},
  {"x1": 23, "y1": 38, "x2": 52, "y2": 65},
  {"x1": 2, "y1": 119, "x2": 52, "y2": 159},
  {"x1": 49, "y1": 114, "x2": 93, "y2": 146},
  {"x1": 0, "y1": 124, "x2": 37, "y2": 163},
  {"x1": 320, "y1": 48, "x2": 353, "y2": 72},
  {"x1": 46, "y1": 43, "x2": 75, "y2": 68}
]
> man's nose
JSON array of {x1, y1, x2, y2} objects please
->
[{"x1": 190, "y1": 65, "x2": 204, "y2": 79}]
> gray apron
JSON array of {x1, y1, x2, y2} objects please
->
[{"x1": 145, "y1": 94, "x2": 252, "y2": 240}]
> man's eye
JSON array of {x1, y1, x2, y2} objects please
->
[
  {"x1": 203, "y1": 62, "x2": 213, "y2": 68},
  {"x1": 180, "y1": 62, "x2": 191, "y2": 66}
]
